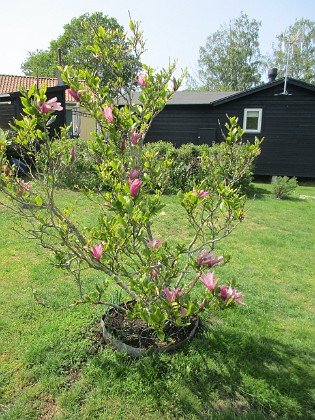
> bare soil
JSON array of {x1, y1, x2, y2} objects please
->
[{"x1": 102, "y1": 301, "x2": 199, "y2": 350}]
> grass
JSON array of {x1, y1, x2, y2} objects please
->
[{"x1": 0, "y1": 182, "x2": 315, "y2": 419}]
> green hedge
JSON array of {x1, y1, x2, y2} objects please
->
[
  {"x1": 57, "y1": 138, "x2": 255, "y2": 195},
  {"x1": 143, "y1": 141, "x2": 254, "y2": 194}
]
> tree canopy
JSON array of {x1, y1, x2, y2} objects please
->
[
  {"x1": 264, "y1": 18, "x2": 315, "y2": 85},
  {"x1": 21, "y1": 12, "x2": 139, "y2": 88},
  {"x1": 188, "y1": 12, "x2": 262, "y2": 91},
  {"x1": 21, "y1": 13, "x2": 315, "y2": 91}
]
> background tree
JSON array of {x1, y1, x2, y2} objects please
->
[
  {"x1": 187, "y1": 12, "x2": 262, "y2": 91},
  {"x1": 264, "y1": 18, "x2": 315, "y2": 85},
  {"x1": 21, "y1": 12, "x2": 139, "y2": 88}
]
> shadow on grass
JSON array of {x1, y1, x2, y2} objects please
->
[
  {"x1": 181, "y1": 327, "x2": 315, "y2": 418},
  {"x1": 248, "y1": 187, "x2": 307, "y2": 202},
  {"x1": 90, "y1": 323, "x2": 315, "y2": 419},
  {"x1": 248, "y1": 186, "x2": 271, "y2": 200}
]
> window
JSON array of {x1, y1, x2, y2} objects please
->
[
  {"x1": 243, "y1": 108, "x2": 262, "y2": 133},
  {"x1": 65, "y1": 104, "x2": 81, "y2": 137}
]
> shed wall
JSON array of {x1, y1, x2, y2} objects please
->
[
  {"x1": 0, "y1": 86, "x2": 67, "y2": 135},
  {"x1": 145, "y1": 82, "x2": 315, "y2": 177}
]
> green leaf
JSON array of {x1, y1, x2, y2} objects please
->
[
  {"x1": 98, "y1": 26, "x2": 105, "y2": 38},
  {"x1": 129, "y1": 20, "x2": 135, "y2": 31},
  {"x1": 35, "y1": 196, "x2": 43, "y2": 206}
]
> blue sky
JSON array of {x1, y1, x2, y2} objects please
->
[{"x1": 1, "y1": 0, "x2": 315, "y2": 84}]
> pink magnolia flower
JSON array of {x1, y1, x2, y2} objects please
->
[
  {"x1": 152, "y1": 269, "x2": 158, "y2": 279},
  {"x1": 129, "y1": 168, "x2": 141, "y2": 181},
  {"x1": 102, "y1": 106, "x2": 113, "y2": 122},
  {"x1": 192, "y1": 188, "x2": 209, "y2": 198},
  {"x1": 93, "y1": 53, "x2": 100, "y2": 59},
  {"x1": 197, "y1": 249, "x2": 223, "y2": 268},
  {"x1": 137, "y1": 73, "x2": 147, "y2": 86},
  {"x1": 36, "y1": 97, "x2": 63, "y2": 113},
  {"x1": 129, "y1": 178, "x2": 142, "y2": 198},
  {"x1": 163, "y1": 287, "x2": 183, "y2": 302},
  {"x1": 199, "y1": 298, "x2": 207, "y2": 311},
  {"x1": 172, "y1": 78, "x2": 178, "y2": 92},
  {"x1": 200, "y1": 271, "x2": 219, "y2": 292},
  {"x1": 198, "y1": 190, "x2": 209, "y2": 198},
  {"x1": 70, "y1": 147, "x2": 75, "y2": 161},
  {"x1": 91, "y1": 244, "x2": 103, "y2": 261},
  {"x1": 148, "y1": 239, "x2": 162, "y2": 250},
  {"x1": 218, "y1": 285, "x2": 245, "y2": 305},
  {"x1": 18, "y1": 180, "x2": 30, "y2": 196},
  {"x1": 67, "y1": 88, "x2": 82, "y2": 103},
  {"x1": 131, "y1": 130, "x2": 142, "y2": 145}
]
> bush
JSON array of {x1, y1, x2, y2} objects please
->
[
  {"x1": 272, "y1": 176, "x2": 298, "y2": 199},
  {"x1": 203, "y1": 141, "x2": 256, "y2": 195},
  {"x1": 143, "y1": 142, "x2": 206, "y2": 193},
  {"x1": 144, "y1": 139, "x2": 256, "y2": 195},
  {"x1": 55, "y1": 137, "x2": 103, "y2": 190},
  {"x1": 57, "y1": 137, "x2": 256, "y2": 196},
  {"x1": 0, "y1": 19, "x2": 262, "y2": 347}
]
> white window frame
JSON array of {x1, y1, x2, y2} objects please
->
[{"x1": 243, "y1": 108, "x2": 262, "y2": 133}]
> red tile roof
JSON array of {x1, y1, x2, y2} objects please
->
[{"x1": 0, "y1": 75, "x2": 75, "y2": 102}]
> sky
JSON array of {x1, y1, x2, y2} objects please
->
[{"x1": 1, "y1": 0, "x2": 315, "y2": 86}]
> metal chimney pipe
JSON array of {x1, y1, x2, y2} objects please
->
[
  {"x1": 268, "y1": 68, "x2": 278, "y2": 82},
  {"x1": 56, "y1": 48, "x2": 64, "y2": 86}
]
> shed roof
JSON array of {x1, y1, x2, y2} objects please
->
[
  {"x1": 166, "y1": 90, "x2": 238, "y2": 104},
  {"x1": 117, "y1": 90, "x2": 239, "y2": 106},
  {"x1": 210, "y1": 77, "x2": 315, "y2": 106},
  {"x1": 2, "y1": 74, "x2": 315, "y2": 107}
]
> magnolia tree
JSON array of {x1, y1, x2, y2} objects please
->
[{"x1": 0, "y1": 20, "x2": 262, "y2": 342}]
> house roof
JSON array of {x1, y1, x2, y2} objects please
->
[
  {"x1": 210, "y1": 77, "x2": 315, "y2": 106},
  {"x1": 120, "y1": 79, "x2": 315, "y2": 106},
  {"x1": 117, "y1": 90, "x2": 239, "y2": 106},
  {"x1": 166, "y1": 90, "x2": 239, "y2": 104},
  {"x1": 0, "y1": 74, "x2": 59, "y2": 93},
  {"x1": 0, "y1": 74, "x2": 74, "y2": 102},
  {"x1": 2, "y1": 74, "x2": 315, "y2": 107}
]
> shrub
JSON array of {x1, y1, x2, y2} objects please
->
[
  {"x1": 0, "y1": 19, "x2": 262, "y2": 344},
  {"x1": 55, "y1": 137, "x2": 103, "y2": 190},
  {"x1": 144, "y1": 139, "x2": 256, "y2": 195},
  {"x1": 55, "y1": 136, "x2": 256, "y2": 196},
  {"x1": 272, "y1": 176, "x2": 298, "y2": 199},
  {"x1": 203, "y1": 140, "x2": 256, "y2": 195}
]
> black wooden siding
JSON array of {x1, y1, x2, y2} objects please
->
[
  {"x1": 0, "y1": 86, "x2": 67, "y2": 135},
  {"x1": 146, "y1": 82, "x2": 315, "y2": 178},
  {"x1": 0, "y1": 103, "x2": 16, "y2": 131}
]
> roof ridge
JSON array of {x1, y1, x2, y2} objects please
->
[{"x1": 0, "y1": 74, "x2": 57, "y2": 79}]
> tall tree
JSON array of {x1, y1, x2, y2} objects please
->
[
  {"x1": 21, "y1": 12, "x2": 139, "y2": 86},
  {"x1": 188, "y1": 12, "x2": 262, "y2": 91},
  {"x1": 265, "y1": 18, "x2": 315, "y2": 85}
]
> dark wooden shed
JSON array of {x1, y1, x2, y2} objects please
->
[
  {"x1": 145, "y1": 78, "x2": 315, "y2": 178},
  {"x1": 0, "y1": 85, "x2": 67, "y2": 134}
]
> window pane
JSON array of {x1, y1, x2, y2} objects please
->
[{"x1": 246, "y1": 111, "x2": 259, "y2": 130}]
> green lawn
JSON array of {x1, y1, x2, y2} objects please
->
[{"x1": 0, "y1": 182, "x2": 314, "y2": 419}]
